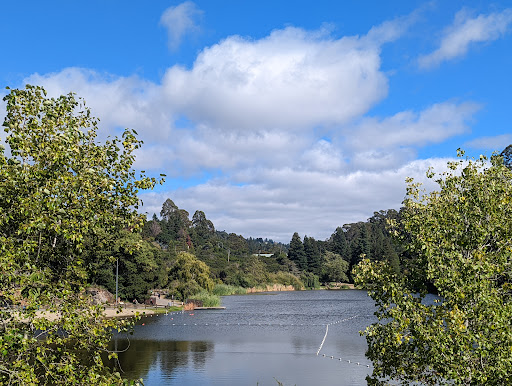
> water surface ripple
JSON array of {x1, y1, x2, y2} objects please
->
[{"x1": 111, "y1": 289, "x2": 377, "y2": 385}]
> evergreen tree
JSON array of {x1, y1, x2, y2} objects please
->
[
  {"x1": 351, "y1": 223, "x2": 371, "y2": 265},
  {"x1": 288, "y1": 232, "x2": 307, "y2": 271},
  {"x1": 330, "y1": 227, "x2": 350, "y2": 261},
  {"x1": 192, "y1": 210, "x2": 215, "y2": 246},
  {"x1": 303, "y1": 235, "x2": 321, "y2": 274}
]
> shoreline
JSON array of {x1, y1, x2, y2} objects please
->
[{"x1": 32, "y1": 306, "x2": 178, "y2": 321}]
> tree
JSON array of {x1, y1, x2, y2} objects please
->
[
  {"x1": 168, "y1": 252, "x2": 214, "y2": 300},
  {"x1": 288, "y1": 232, "x2": 307, "y2": 271},
  {"x1": 303, "y1": 236, "x2": 322, "y2": 274},
  {"x1": 351, "y1": 223, "x2": 371, "y2": 265},
  {"x1": 0, "y1": 85, "x2": 162, "y2": 384},
  {"x1": 330, "y1": 226, "x2": 350, "y2": 262},
  {"x1": 320, "y1": 251, "x2": 349, "y2": 283},
  {"x1": 354, "y1": 150, "x2": 512, "y2": 385},
  {"x1": 143, "y1": 214, "x2": 162, "y2": 239},
  {"x1": 159, "y1": 198, "x2": 191, "y2": 245},
  {"x1": 191, "y1": 210, "x2": 215, "y2": 246},
  {"x1": 501, "y1": 144, "x2": 512, "y2": 170}
]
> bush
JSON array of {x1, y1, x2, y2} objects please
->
[
  {"x1": 213, "y1": 284, "x2": 247, "y2": 296},
  {"x1": 189, "y1": 290, "x2": 221, "y2": 307},
  {"x1": 269, "y1": 271, "x2": 303, "y2": 290}
]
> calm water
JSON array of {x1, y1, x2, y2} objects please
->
[{"x1": 110, "y1": 290, "x2": 377, "y2": 385}]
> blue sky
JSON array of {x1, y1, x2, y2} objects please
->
[{"x1": 1, "y1": 1, "x2": 511, "y2": 242}]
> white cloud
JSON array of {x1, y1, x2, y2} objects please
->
[
  {"x1": 301, "y1": 140, "x2": 345, "y2": 172},
  {"x1": 160, "y1": 1, "x2": 203, "y2": 51},
  {"x1": 345, "y1": 101, "x2": 480, "y2": 153},
  {"x1": 140, "y1": 158, "x2": 451, "y2": 242},
  {"x1": 1, "y1": 17, "x2": 485, "y2": 242},
  {"x1": 464, "y1": 134, "x2": 512, "y2": 151},
  {"x1": 162, "y1": 26, "x2": 391, "y2": 131},
  {"x1": 23, "y1": 68, "x2": 172, "y2": 142},
  {"x1": 419, "y1": 8, "x2": 512, "y2": 69}
]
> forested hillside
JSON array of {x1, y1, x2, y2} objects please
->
[{"x1": 87, "y1": 196, "x2": 404, "y2": 301}]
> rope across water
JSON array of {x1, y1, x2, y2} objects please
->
[{"x1": 134, "y1": 310, "x2": 373, "y2": 368}]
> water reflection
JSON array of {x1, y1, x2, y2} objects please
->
[
  {"x1": 107, "y1": 337, "x2": 215, "y2": 381},
  {"x1": 108, "y1": 290, "x2": 376, "y2": 385}
]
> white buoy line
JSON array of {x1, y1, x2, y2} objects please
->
[
  {"x1": 315, "y1": 315, "x2": 373, "y2": 368},
  {"x1": 137, "y1": 311, "x2": 374, "y2": 367},
  {"x1": 319, "y1": 352, "x2": 372, "y2": 368},
  {"x1": 136, "y1": 311, "x2": 365, "y2": 327},
  {"x1": 315, "y1": 315, "x2": 358, "y2": 355}
]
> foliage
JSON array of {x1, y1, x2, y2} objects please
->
[
  {"x1": 354, "y1": 150, "x2": 512, "y2": 385},
  {"x1": 320, "y1": 251, "x2": 349, "y2": 283},
  {"x1": 168, "y1": 252, "x2": 214, "y2": 300},
  {"x1": 268, "y1": 271, "x2": 304, "y2": 290},
  {"x1": 0, "y1": 85, "x2": 161, "y2": 384},
  {"x1": 85, "y1": 230, "x2": 167, "y2": 302},
  {"x1": 212, "y1": 284, "x2": 248, "y2": 296},
  {"x1": 300, "y1": 272, "x2": 320, "y2": 289},
  {"x1": 288, "y1": 232, "x2": 307, "y2": 270},
  {"x1": 303, "y1": 235, "x2": 322, "y2": 274},
  {"x1": 329, "y1": 227, "x2": 350, "y2": 261},
  {"x1": 189, "y1": 289, "x2": 221, "y2": 307},
  {"x1": 501, "y1": 143, "x2": 512, "y2": 170}
]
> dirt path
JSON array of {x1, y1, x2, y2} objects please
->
[{"x1": 32, "y1": 306, "x2": 161, "y2": 321}]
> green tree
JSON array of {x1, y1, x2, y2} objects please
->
[
  {"x1": 85, "y1": 230, "x2": 167, "y2": 302},
  {"x1": 0, "y1": 85, "x2": 161, "y2": 384},
  {"x1": 320, "y1": 251, "x2": 349, "y2": 283},
  {"x1": 191, "y1": 210, "x2": 215, "y2": 246},
  {"x1": 354, "y1": 150, "x2": 512, "y2": 385},
  {"x1": 351, "y1": 223, "x2": 371, "y2": 265},
  {"x1": 158, "y1": 198, "x2": 191, "y2": 247},
  {"x1": 501, "y1": 143, "x2": 512, "y2": 170},
  {"x1": 168, "y1": 252, "x2": 214, "y2": 300},
  {"x1": 303, "y1": 236, "x2": 322, "y2": 274},
  {"x1": 288, "y1": 232, "x2": 307, "y2": 270},
  {"x1": 330, "y1": 226, "x2": 350, "y2": 262}
]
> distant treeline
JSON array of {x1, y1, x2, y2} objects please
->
[{"x1": 86, "y1": 196, "x2": 405, "y2": 302}]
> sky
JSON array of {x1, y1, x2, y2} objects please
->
[{"x1": 1, "y1": 1, "x2": 511, "y2": 242}]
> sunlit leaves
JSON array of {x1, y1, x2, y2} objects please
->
[
  {"x1": 0, "y1": 85, "x2": 159, "y2": 384},
  {"x1": 355, "y1": 151, "x2": 512, "y2": 385}
]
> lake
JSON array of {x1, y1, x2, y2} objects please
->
[{"x1": 110, "y1": 290, "x2": 377, "y2": 385}]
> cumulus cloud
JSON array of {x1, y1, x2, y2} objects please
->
[
  {"x1": 139, "y1": 158, "x2": 451, "y2": 242},
  {"x1": 161, "y1": 26, "x2": 391, "y2": 131},
  {"x1": 464, "y1": 134, "x2": 512, "y2": 151},
  {"x1": 351, "y1": 102, "x2": 479, "y2": 148},
  {"x1": 24, "y1": 68, "x2": 170, "y2": 142},
  {"x1": 419, "y1": 8, "x2": 512, "y2": 69},
  {"x1": 2, "y1": 16, "x2": 484, "y2": 242},
  {"x1": 301, "y1": 140, "x2": 345, "y2": 173},
  {"x1": 160, "y1": 1, "x2": 203, "y2": 51}
]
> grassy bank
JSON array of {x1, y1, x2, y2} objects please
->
[
  {"x1": 190, "y1": 290, "x2": 222, "y2": 307},
  {"x1": 213, "y1": 284, "x2": 248, "y2": 296}
]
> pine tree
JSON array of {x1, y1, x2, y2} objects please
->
[
  {"x1": 303, "y1": 236, "x2": 322, "y2": 274},
  {"x1": 288, "y1": 232, "x2": 307, "y2": 271}
]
